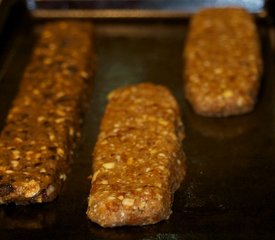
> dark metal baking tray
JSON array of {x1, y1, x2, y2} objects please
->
[{"x1": 1, "y1": 1, "x2": 275, "y2": 239}]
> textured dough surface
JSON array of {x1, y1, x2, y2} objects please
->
[
  {"x1": 184, "y1": 8, "x2": 262, "y2": 117},
  {"x1": 0, "y1": 21, "x2": 94, "y2": 204},
  {"x1": 87, "y1": 83, "x2": 186, "y2": 227}
]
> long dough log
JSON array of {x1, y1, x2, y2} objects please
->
[
  {"x1": 184, "y1": 8, "x2": 262, "y2": 117},
  {"x1": 0, "y1": 21, "x2": 94, "y2": 204},
  {"x1": 87, "y1": 83, "x2": 186, "y2": 227}
]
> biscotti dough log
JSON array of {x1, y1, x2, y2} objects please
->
[
  {"x1": 184, "y1": 8, "x2": 262, "y2": 117},
  {"x1": 87, "y1": 83, "x2": 186, "y2": 227},
  {"x1": 0, "y1": 21, "x2": 94, "y2": 204}
]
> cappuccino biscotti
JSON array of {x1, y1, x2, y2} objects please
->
[
  {"x1": 184, "y1": 8, "x2": 262, "y2": 117},
  {"x1": 87, "y1": 83, "x2": 186, "y2": 227},
  {"x1": 0, "y1": 21, "x2": 94, "y2": 204}
]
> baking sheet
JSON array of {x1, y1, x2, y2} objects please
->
[{"x1": 1, "y1": 3, "x2": 275, "y2": 240}]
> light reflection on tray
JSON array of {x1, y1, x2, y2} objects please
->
[{"x1": 27, "y1": 0, "x2": 265, "y2": 13}]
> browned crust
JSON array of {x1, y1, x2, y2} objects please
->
[
  {"x1": 87, "y1": 83, "x2": 186, "y2": 227},
  {"x1": 184, "y1": 8, "x2": 262, "y2": 117},
  {"x1": 0, "y1": 21, "x2": 94, "y2": 204}
]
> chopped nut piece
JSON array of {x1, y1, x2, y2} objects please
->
[
  {"x1": 23, "y1": 180, "x2": 40, "y2": 198},
  {"x1": 49, "y1": 134, "x2": 56, "y2": 141},
  {"x1": 69, "y1": 127, "x2": 74, "y2": 137},
  {"x1": 56, "y1": 109, "x2": 66, "y2": 117},
  {"x1": 122, "y1": 198, "x2": 135, "y2": 207},
  {"x1": 55, "y1": 118, "x2": 65, "y2": 124},
  {"x1": 12, "y1": 150, "x2": 21, "y2": 160},
  {"x1": 156, "y1": 193, "x2": 163, "y2": 200},
  {"x1": 139, "y1": 201, "x2": 146, "y2": 209},
  {"x1": 11, "y1": 161, "x2": 19, "y2": 168},
  {"x1": 223, "y1": 90, "x2": 233, "y2": 98},
  {"x1": 101, "y1": 180, "x2": 108, "y2": 185},
  {"x1": 118, "y1": 195, "x2": 124, "y2": 200},
  {"x1": 15, "y1": 137, "x2": 23, "y2": 143},
  {"x1": 12, "y1": 150, "x2": 20, "y2": 156},
  {"x1": 237, "y1": 97, "x2": 245, "y2": 106},
  {"x1": 57, "y1": 148, "x2": 65, "y2": 157},
  {"x1": 80, "y1": 71, "x2": 89, "y2": 78},
  {"x1": 108, "y1": 196, "x2": 116, "y2": 200},
  {"x1": 92, "y1": 170, "x2": 100, "y2": 183},
  {"x1": 102, "y1": 162, "x2": 115, "y2": 169},
  {"x1": 26, "y1": 151, "x2": 34, "y2": 156},
  {"x1": 37, "y1": 116, "x2": 45, "y2": 122},
  {"x1": 214, "y1": 68, "x2": 223, "y2": 74},
  {"x1": 158, "y1": 165, "x2": 165, "y2": 170},
  {"x1": 158, "y1": 153, "x2": 166, "y2": 158},
  {"x1": 59, "y1": 174, "x2": 67, "y2": 181},
  {"x1": 155, "y1": 183, "x2": 162, "y2": 188},
  {"x1": 158, "y1": 119, "x2": 168, "y2": 126}
]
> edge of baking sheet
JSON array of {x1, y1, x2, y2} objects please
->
[
  {"x1": 30, "y1": 8, "x2": 269, "y2": 19},
  {"x1": 26, "y1": 0, "x2": 271, "y2": 19},
  {"x1": 31, "y1": 9, "x2": 193, "y2": 19}
]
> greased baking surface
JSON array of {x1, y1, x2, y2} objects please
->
[{"x1": 87, "y1": 83, "x2": 186, "y2": 227}]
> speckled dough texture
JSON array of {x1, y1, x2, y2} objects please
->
[
  {"x1": 0, "y1": 21, "x2": 94, "y2": 204},
  {"x1": 87, "y1": 83, "x2": 186, "y2": 227},
  {"x1": 184, "y1": 8, "x2": 262, "y2": 117}
]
